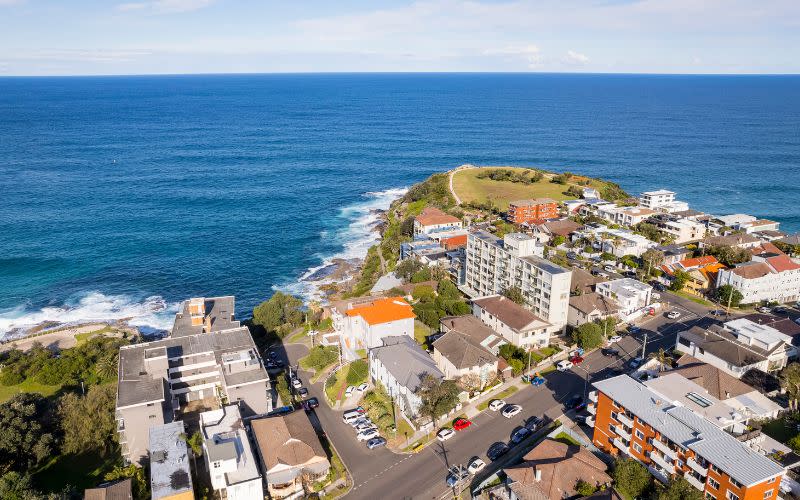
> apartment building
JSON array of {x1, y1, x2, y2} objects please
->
[
  {"x1": 589, "y1": 375, "x2": 784, "y2": 500},
  {"x1": 472, "y1": 295, "x2": 552, "y2": 348},
  {"x1": 116, "y1": 297, "x2": 270, "y2": 465},
  {"x1": 595, "y1": 278, "x2": 652, "y2": 317},
  {"x1": 329, "y1": 296, "x2": 416, "y2": 350},
  {"x1": 597, "y1": 205, "x2": 658, "y2": 227},
  {"x1": 639, "y1": 190, "x2": 689, "y2": 212},
  {"x1": 464, "y1": 231, "x2": 570, "y2": 333},
  {"x1": 413, "y1": 207, "x2": 462, "y2": 237},
  {"x1": 506, "y1": 198, "x2": 559, "y2": 224},
  {"x1": 658, "y1": 218, "x2": 707, "y2": 244},
  {"x1": 716, "y1": 244, "x2": 800, "y2": 304}
]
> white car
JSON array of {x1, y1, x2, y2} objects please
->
[
  {"x1": 556, "y1": 360, "x2": 573, "y2": 371},
  {"x1": 652, "y1": 292, "x2": 661, "y2": 300},
  {"x1": 488, "y1": 399, "x2": 506, "y2": 411},
  {"x1": 357, "y1": 429, "x2": 380, "y2": 442},
  {"x1": 437, "y1": 428, "x2": 456, "y2": 441},
  {"x1": 357, "y1": 383, "x2": 369, "y2": 392},
  {"x1": 467, "y1": 457, "x2": 486, "y2": 474},
  {"x1": 666, "y1": 310, "x2": 681, "y2": 319},
  {"x1": 757, "y1": 306, "x2": 771, "y2": 314},
  {"x1": 608, "y1": 335, "x2": 622, "y2": 344},
  {"x1": 344, "y1": 386, "x2": 355, "y2": 397},
  {"x1": 502, "y1": 404, "x2": 522, "y2": 418},
  {"x1": 292, "y1": 378, "x2": 302, "y2": 389}
]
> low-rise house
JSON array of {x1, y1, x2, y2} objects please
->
[
  {"x1": 656, "y1": 244, "x2": 693, "y2": 266},
  {"x1": 150, "y1": 422, "x2": 194, "y2": 500},
  {"x1": 472, "y1": 295, "x2": 552, "y2": 348},
  {"x1": 577, "y1": 225, "x2": 656, "y2": 257},
  {"x1": 330, "y1": 296, "x2": 416, "y2": 350},
  {"x1": 200, "y1": 405, "x2": 263, "y2": 500},
  {"x1": 506, "y1": 198, "x2": 559, "y2": 224},
  {"x1": 595, "y1": 278, "x2": 652, "y2": 317},
  {"x1": 493, "y1": 438, "x2": 611, "y2": 500},
  {"x1": 369, "y1": 336, "x2": 444, "y2": 417},
  {"x1": 251, "y1": 412, "x2": 330, "y2": 499},
  {"x1": 598, "y1": 205, "x2": 658, "y2": 227},
  {"x1": 568, "y1": 292, "x2": 620, "y2": 327},
  {"x1": 716, "y1": 244, "x2": 800, "y2": 304},
  {"x1": 702, "y1": 232, "x2": 762, "y2": 250},
  {"x1": 85, "y1": 479, "x2": 132, "y2": 500},
  {"x1": 529, "y1": 218, "x2": 581, "y2": 243},
  {"x1": 590, "y1": 375, "x2": 785, "y2": 497},
  {"x1": 742, "y1": 219, "x2": 781, "y2": 234},
  {"x1": 676, "y1": 319, "x2": 794, "y2": 378},
  {"x1": 439, "y1": 315, "x2": 507, "y2": 354},
  {"x1": 582, "y1": 187, "x2": 600, "y2": 199},
  {"x1": 570, "y1": 267, "x2": 604, "y2": 295},
  {"x1": 661, "y1": 256, "x2": 725, "y2": 296},
  {"x1": 413, "y1": 207, "x2": 462, "y2": 237},
  {"x1": 432, "y1": 331, "x2": 498, "y2": 385}
]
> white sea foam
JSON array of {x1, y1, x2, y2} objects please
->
[
  {"x1": 0, "y1": 292, "x2": 179, "y2": 338},
  {"x1": 276, "y1": 186, "x2": 408, "y2": 303}
]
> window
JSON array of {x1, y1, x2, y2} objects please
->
[
  {"x1": 705, "y1": 493, "x2": 716, "y2": 500},
  {"x1": 729, "y1": 478, "x2": 742, "y2": 489},
  {"x1": 213, "y1": 462, "x2": 221, "y2": 468},
  {"x1": 764, "y1": 491, "x2": 773, "y2": 499},
  {"x1": 635, "y1": 429, "x2": 645, "y2": 440},
  {"x1": 767, "y1": 477, "x2": 776, "y2": 484},
  {"x1": 710, "y1": 464, "x2": 722, "y2": 474},
  {"x1": 609, "y1": 424, "x2": 616, "y2": 434},
  {"x1": 708, "y1": 478, "x2": 720, "y2": 490},
  {"x1": 726, "y1": 492, "x2": 739, "y2": 500},
  {"x1": 633, "y1": 442, "x2": 642, "y2": 453},
  {"x1": 611, "y1": 411, "x2": 618, "y2": 420},
  {"x1": 148, "y1": 414, "x2": 156, "y2": 420}
]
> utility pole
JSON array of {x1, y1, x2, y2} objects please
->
[{"x1": 640, "y1": 332, "x2": 648, "y2": 359}]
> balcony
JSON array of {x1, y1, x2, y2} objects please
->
[
  {"x1": 651, "y1": 439, "x2": 679, "y2": 460},
  {"x1": 684, "y1": 473, "x2": 706, "y2": 491},
  {"x1": 686, "y1": 457, "x2": 708, "y2": 476},
  {"x1": 616, "y1": 413, "x2": 634, "y2": 428},
  {"x1": 589, "y1": 390, "x2": 598, "y2": 403},
  {"x1": 649, "y1": 452, "x2": 675, "y2": 474},
  {"x1": 647, "y1": 465, "x2": 670, "y2": 484},
  {"x1": 612, "y1": 438, "x2": 629, "y2": 454},
  {"x1": 615, "y1": 425, "x2": 632, "y2": 441},
  {"x1": 585, "y1": 416, "x2": 595, "y2": 427},
  {"x1": 587, "y1": 403, "x2": 596, "y2": 415}
]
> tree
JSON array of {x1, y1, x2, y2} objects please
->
[
  {"x1": 596, "y1": 317, "x2": 618, "y2": 337},
  {"x1": 0, "y1": 393, "x2": 55, "y2": 473},
  {"x1": 346, "y1": 360, "x2": 369, "y2": 385},
  {"x1": 612, "y1": 458, "x2": 651, "y2": 499},
  {"x1": 648, "y1": 348, "x2": 672, "y2": 372},
  {"x1": 437, "y1": 279, "x2": 461, "y2": 300},
  {"x1": 789, "y1": 435, "x2": 800, "y2": 454},
  {"x1": 417, "y1": 375, "x2": 461, "y2": 428},
  {"x1": 458, "y1": 373, "x2": 482, "y2": 392},
  {"x1": 396, "y1": 259, "x2": 424, "y2": 281},
  {"x1": 658, "y1": 477, "x2": 702, "y2": 500},
  {"x1": 180, "y1": 431, "x2": 204, "y2": 458},
  {"x1": 501, "y1": 286, "x2": 525, "y2": 305},
  {"x1": 411, "y1": 267, "x2": 432, "y2": 283},
  {"x1": 252, "y1": 292, "x2": 304, "y2": 335},
  {"x1": 669, "y1": 269, "x2": 690, "y2": 291},
  {"x1": 715, "y1": 284, "x2": 743, "y2": 308},
  {"x1": 412, "y1": 285, "x2": 436, "y2": 302},
  {"x1": 59, "y1": 383, "x2": 117, "y2": 456},
  {"x1": 573, "y1": 322, "x2": 604, "y2": 350},
  {"x1": 0, "y1": 472, "x2": 43, "y2": 500},
  {"x1": 552, "y1": 235, "x2": 566, "y2": 247},
  {"x1": 575, "y1": 479, "x2": 597, "y2": 497},
  {"x1": 781, "y1": 363, "x2": 800, "y2": 408},
  {"x1": 600, "y1": 252, "x2": 616, "y2": 262},
  {"x1": 620, "y1": 254, "x2": 639, "y2": 269},
  {"x1": 705, "y1": 244, "x2": 751, "y2": 267},
  {"x1": 641, "y1": 248, "x2": 665, "y2": 276}
]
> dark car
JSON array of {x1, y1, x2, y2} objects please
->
[
  {"x1": 511, "y1": 427, "x2": 532, "y2": 445},
  {"x1": 487, "y1": 442, "x2": 510, "y2": 461},
  {"x1": 446, "y1": 466, "x2": 470, "y2": 487},
  {"x1": 525, "y1": 416, "x2": 544, "y2": 431},
  {"x1": 303, "y1": 397, "x2": 319, "y2": 411},
  {"x1": 628, "y1": 325, "x2": 641, "y2": 334},
  {"x1": 298, "y1": 387, "x2": 309, "y2": 397},
  {"x1": 601, "y1": 348, "x2": 620, "y2": 357},
  {"x1": 565, "y1": 395, "x2": 585, "y2": 411},
  {"x1": 566, "y1": 252, "x2": 579, "y2": 260}
]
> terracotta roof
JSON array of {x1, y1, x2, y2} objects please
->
[
  {"x1": 679, "y1": 255, "x2": 718, "y2": 269},
  {"x1": 432, "y1": 331, "x2": 497, "y2": 370},
  {"x1": 415, "y1": 207, "x2": 461, "y2": 226},
  {"x1": 345, "y1": 297, "x2": 416, "y2": 325},
  {"x1": 472, "y1": 295, "x2": 550, "y2": 332},
  {"x1": 541, "y1": 219, "x2": 581, "y2": 236},
  {"x1": 504, "y1": 439, "x2": 611, "y2": 500},
  {"x1": 85, "y1": 479, "x2": 132, "y2": 500},
  {"x1": 251, "y1": 412, "x2": 328, "y2": 471},
  {"x1": 751, "y1": 241, "x2": 784, "y2": 257},
  {"x1": 731, "y1": 262, "x2": 771, "y2": 279},
  {"x1": 509, "y1": 198, "x2": 557, "y2": 207},
  {"x1": 671, "y1": 355, "x2": 755, "y2": 399},
  {"x1": 568, "y1": 292, "x2": 619, "y2": 315},
  {"x1": 767, "y1": 254, "x2": 800, "y2": 273}
]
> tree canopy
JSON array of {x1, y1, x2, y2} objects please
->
[
  {"x1": 417, "y1": 375, "x2": 461, "y2": 425},
  {"x1": 658, "y1": 477, "x2": 703, "y2": 500},
  {"x1": 58, "y1": 383, "x2": 117, "y2": 456},
  {"x1": 612, "y1": 458, "x2": 651, "y2": 499},
  {"x1": 573, "y1": 322, "x2": 604, "y2": 350},
  {"x1": 704, "y1": 244, "x2": 751, "y2": 267},
  {"x1": 0, "y1": 393, "x2": 55, "y2": 473},
  {"x1": 714, "y1": 284, "x2": 744, "y2": 308},
  {"x1": 501, "y1": 286, "x2": 525, "y2": 305},
  {"x1": 669, "y1": 269, "x2": 690, "y2": 291},
  {"x1": 252, "y1": 292, "x2": 304, "y2": 336}
]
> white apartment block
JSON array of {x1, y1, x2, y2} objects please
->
[
  {"x1": 660, "y1": 218, "x2": 707, "y2": 244},
  {"x1": 639, "y1": 190, "x2": 689, "y2": 213},
  {"x1": 717, "y1": 260, "x2": 800, "y2": 304},
  {"x1": 597, "y1": 205, "x2": 658, "y2": 227},
  {"x1": 595, "y1": 278, "x2": 653, "y2": 317},
  {"x1": 465, "y1": 231, "x2": 571, "y2": 333},
  {"x1": 329, "y1": 296, "x2": 416, "y2": 351},
  {"x1": 577, "y1": 225, "x2": 657, "y2": 258}
]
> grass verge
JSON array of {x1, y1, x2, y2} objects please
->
[
  {"x1": 553, "y1": 431, "x2": 581, "y2": 446},
  {"x1": 476, "y1": 385, "x2": 519, "y2": 411},
  {"x1": 671, "y1": 290, "x2": 714, "y2": 307}
]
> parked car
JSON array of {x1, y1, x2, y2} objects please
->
[
  {"x1": 437, "y1": 428, "x2": 456, "y2": 441},
  {"x1": 268, "y1": 351, "x2": 278, "y2": 359},
  {"x1": 666, "y1": 310, "x2": 681, "y2": 319},
  {"x1": 350, "y1": 417, "x2": 371, "y2": 428},
  {"x1": 604, "y1": 265, "x2": 616, "y2": 272},
  {"x1": 357, "y1": 383, "x2": 369, "y2": 392},
  {"x1": 488, "y1": 399, "x2": 506, "y2": 411},
  {"x1": 525, "y1": 416, "x2": 544, "y2": 431},
  {"x1": 565, "y1": 395, "x2": 585, "y2": 411},
  {"x1": 757, "y1": 306, "x2": 772, "y2": 313},
  {"x1": 502, "y1": 404, "x2": 522, "y2": 419},
  {"x1": 652, "y1": 292, "x2": 661, "y2": 300},
  {"x1": 511, "y1": 427, "x2": 532, "y2": 444},
  {"x1": 355, "y1": 422, "x2": 377, "y2": 433},
  {"x1": 601, "y1": 348, "x2": 620, "y2": 357},
  {"x1": 556, "y1": 360, "x2": 573, "y2": 371},
  {"x1": 366, "y1": 437, "x2": 387, "y2": 449},
  {"x1": 566, "y1": 252, "x2": 579, "y2": 260},
  {"x1": 628, "y1": 357, "x2": 644, "y2": 369},
  {"x1": 345, "y1": 386, "x2": 355, "y2": 397},
  {"x1": 357, "y1": 429, "x2": 380, "y2": 442},
  {"x1": 446, "y1": 466, "x2": 470, "y2": 487},
  {"x1": 354, "y1": 405, "x2": 366, "y2": 414},
  {"x1": 710, "y1": 309, "x2": 724, "y2": 316},
  {"x1": 292, "y1": 378, "x2": 302, "y2": 389},
  {"x1": 628, "y1": 325, "x2": 641, "y2": 334},
  {"x1": 453, "y1": 418, "x2": 472, "y2": 431},
  {"x1": 298, "y1": 387, "x2": 309, "y2": 397},
  {"x1": 774, "y1": 306, "x2": 788, "y2": 314},
  {"x1": 608, "y1": 335, "x2": 622, "y2": 344},
  {"x1": 530, "y1": 375, "x2": 545, "y2": 386},
  {"x1": 569, "y1": 354, "x2": 584, "y2": 365},
  {"x1": 467, "y1": 457, "x2": 486, "y2": 474},
  {"x1": 487, "y1": 442, "x2": 510, "y2": 461}
]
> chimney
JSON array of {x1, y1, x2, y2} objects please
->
[{"x1": 534, "y1": 468, "x2": 542, "y2": 482}]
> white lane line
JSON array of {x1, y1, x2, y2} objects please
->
[{"x1": 350, "y1": 454, "x2": 414, "y2": 491}]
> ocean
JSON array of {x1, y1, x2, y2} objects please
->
[{"x1": 1, "y1": 73, "x2": 799, "y2": 335}]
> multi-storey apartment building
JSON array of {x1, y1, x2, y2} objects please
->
[
  {"x1": 506, "y1": 198, "x2": 559, "y2": 224},
  {"x1": 589, "y1": 375, "x2": 784, "y2": 500},
  {"x1": 716, "y1": 244, "x2": 800, "y2": 304},
  {"x1": 116, "y1": 296, "x2": 270, "y2": 465},
  {"x1": 639, "y1": 189, "x2": 676, "y2": 209},
  {"x1": 464, "y1": 231, "x2": 570, "y2": 333},
  {"x1": 595, "y1": 278, "x2": 653, "y2": 317}
]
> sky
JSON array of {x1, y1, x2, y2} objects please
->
[{"x1": 0, "y1": 0, "x2": 799, "y2": 75}]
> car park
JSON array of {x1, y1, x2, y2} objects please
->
[
  {"x1": 357, "y1": 383, "x2": 369, "y2": 392},
  {"x1": 666, "y1": 310, "x2": 681, "y2": 319},
  {"x1": 488, "y1": 399, "x2": 506, "y2": 411},
  {"x1": 487, "y1": 442, "x2": 509, "y2": 461},
  {"x1": 556, "y1": 360, "x2": 573, "y2": 371},
  {"x1": 437, "y1": 428, "x2": 456, "y2": 441},
  {"x1": 511, "y1": 427, "x2": 532, "y2": 444},
  {"x1": 292, "y1": 378, "x2": 302, "y2": 389},
  {"x1": 453, "y1": 418, "x2": 472, "y2": 431},
  {"x1": 366, "y1": 437, "x2": 387, "y2": 449},
  {"x1": 342, "y1": 412, "x2": 361, "y2": 424},
  {"x1": 608, "y1": 335, "x2": 622, "y2": 343},
  {"x1": 345, "y1": 386, "x2": 355, "y2": 397},
  {"x1": 467, "y1": 457, "x2": 486, "y2": 474},
  {"x1": 601, "y1": 348, "x2": 620, "y2": 357},
  {"x1": 502, "y1": 404, "x2": 522, "y2": 418},
  {"x1": 357, "y1": 429, "x2": 380, "y2": 442},
  {"x1": 355, "y1": 422, "x2": 377, "y2": 433},
  {"x1": 446, "y1": 466, "x2": 470, "y2": 487}
]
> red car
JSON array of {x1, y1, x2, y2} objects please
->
[
  {"x1": 453, "y1": 418, "x2": 472, "y2": 431},
  {"x1": 569, "y1": 355, "x2": 584, "y2": 365}
]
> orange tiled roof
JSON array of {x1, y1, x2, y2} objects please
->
[
  {"x1": 767, "y1": 255, "x2": 800, "y2": 273},
  {"x1": 415, "y1": 207, "x2": 461, "y2": 226},
  {"x1": 345, "y1": 297, "x2": 416, "y2": 325},
  {"x1": 679, "y1": 255, "x2": 718, "y2": 269}
]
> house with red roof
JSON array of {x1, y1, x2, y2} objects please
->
[
  {"x1": 662, "y1": 256, "x2": 727, "y2": 296},
  {"x1": 716, "y1": 244, "x2": 800, "y2": 304},
  {"x1": 413, "y1": 207, "x2": 462, "y2": 237},
  {"x1": 330, "y1": 296, "x2": 416, "y2": 350}
]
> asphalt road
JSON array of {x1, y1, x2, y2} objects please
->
[{"x1": 270, "y1": 291, "x2": 732, "y2": 499}]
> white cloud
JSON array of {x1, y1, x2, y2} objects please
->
[
  {"x1": 483, "y1": 44, "x2": 543, "y2": 68},
  {"x1": 18, "y1": 49, "x2": 151, "y2": 63},
  {"x1": 564, "y1": 50, "x2": 589, "y2": 65},
  {"x1": 117, "y1": 0, "x2": 214, "y2": 14}
]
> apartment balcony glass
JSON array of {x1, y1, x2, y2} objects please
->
[
  {"x1": 615, "y1": 425, "x2": 631, "y2": 441},
  {"x1": 684, "y1": 472, "x2": 706, "y2": 490},
  {"x1": 588, "y1": 390, "x2": 598, "y2": 403},
  {"x1": 616, "y1": 413, "x2": 634, "y2": 428},
  {"x1": 686, "y1": 457, "x2": 708, "y2": 476},
  {"x1": 651, "y1": 439, "x2": 679, "y2": 460},
  {"x1": 649, "y1": 451, "x2": 675, "y2": 474},
  {"x1": 612, "y1": 438, "x2": 629, "y2": 454},
  {"x1": 587, "y1": 403, "x2": 596, "y2": 415}
]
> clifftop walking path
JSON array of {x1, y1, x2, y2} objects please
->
[{"x1": 448, "y1": 164, "x2": 476, "y2": 205}]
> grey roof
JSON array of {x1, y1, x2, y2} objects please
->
[
  {"x1": 656, "y1": 244, "x2": 692, "y2": 257},
  {"x1": 149, "y1": 422, "x2": 193, "y2": 500},
  {"x1": 521, "y1": 254, "x2": 571, "y2": 275},
  {"x1": 207, "y1": 440, "x2": 237, "y2": 463},
  {"x1": 593, "y1": 375, "x2": 783, "y2": 487},
  {"x1": 570, "y1": 268, "x2": 603, "y2": 293},
  {"x1": 432, "y1": 331, "x2": 497, "y2": 370},
  {"x1": 568, "y1": 292, "x2": 619, "y2": 315},
  {"x1": 439, "y1": 315, "x2": 506, "y2": 352},
  {"x1": 171, "y1": 296, "x2": 239, "y2": 337},
  {"x1": 678, "y1": 325, "x2": 771, "y2": 367},
  {"x1": 372, "y1": 336, "x2": 443, "y2": 392},
  {"x1": 778, "y1": 233, "x2": 800, "y2": 246}
]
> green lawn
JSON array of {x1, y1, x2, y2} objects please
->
[
  {"x1": 414, "y1": 320, "x2": 432, "y2": 346},
  {"x1": 671, "y1": 290, "x2": 714, "y2": 307},
  {"x1": 477, "y1": 385, "x2": 519, "y2": 411},
  {"x1": 325, "y1": 364, "x2": 351, "y2": 403},
  {"x1": 33, "y1": 452, "x2": 121, "y2": 493},
  {"x1": 553, "y1": 431, "x2": 581, "y2": 446},
  {"x1": 74, "y1": 325, "x2": 115, "y2": 346},
  {"x1": 0, "y1": 378, "x2": 62, "y2": 403}
]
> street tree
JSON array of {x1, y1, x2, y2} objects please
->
[
  {"x1": 641, "y1": 248, "x2": 665, "y2": 277},
  {"x1": 418, "y1": 375, "x2": 461, "y2": 429},
  {"x1": 573, "y1": 322, "x2": 604, "y2": 350},
  {"x1": 715, "y1": 284, "x2": 744, "y2": 308},
  {"x1": 780, "y1": 363, "x2": 800, "y2": 409},
  {"x1": 648, "y1": 348, "x2": 672, "y2": 372},
  {"x1": 658, "y1": 477, "x2": 703, "y2": 500},
  {"x1": 612, "y1": 458, "x2": 651, "y2": 499}
]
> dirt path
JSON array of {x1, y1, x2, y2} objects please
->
[{"x1": 449, "y1": 164, "x2": 476, "y2": 205}]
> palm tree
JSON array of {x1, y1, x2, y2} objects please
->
[
  {"x1": 648, "y1": 348, "x2": 672, "y2": 372},
  {"x1": 96, "y1": 353, "x2": 117, "y2": 381}
]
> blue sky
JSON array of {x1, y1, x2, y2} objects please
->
[{"x1": 1, "y1": 0, "x2": 798, "y2": 75}]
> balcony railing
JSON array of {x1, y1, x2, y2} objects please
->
[
  {"x1": 686, "y1": 457, "x2": 708, "y2": 476},
  {"x1": 651, "y1": 439, "x2": 679, "y2": 460},
  {"x1": 617, "y1": 413, "x2": 634, "y2": 428},
  {"x1": 615, "y1": 425, "x2": 632, "y2": 441},
  {"x1": 684, "y1": 473, "x2": 706, "y2": 491},
  {"x1": 613, "y1": 438, "x2": 629, "y2": 454},
  {"x1": 586, "y1": 416, "x2": 595, "y2": 427},
  {"x1": 587, "y1": 403, "x2": 596, "y2": 415},
  {"x1": 649, "y1": 452, "x2": 675, "y2": 474},
  {"x1": 589, "y1": 390, "x2": 598, "y2": 403}
]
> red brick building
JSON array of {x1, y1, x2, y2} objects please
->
[{"x1": 506, "y1": 198, "x2": 559, "y2": 224}]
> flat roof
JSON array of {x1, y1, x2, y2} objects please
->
[
  {"x1": 200, "y1": 405, "x2": 261, "y2": 486},
  {"x1": 172, "y1": 296, "x2": 240, "y2": 338},
  {"x1": 641, "y1": 189, "x2": 675, "y2": 196},
  {"x1": 150, "y1": 422, "x2": 193, "y2": 500}
]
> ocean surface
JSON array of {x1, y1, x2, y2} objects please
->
[{"x1": 1, "y1": 73, "x2": 799, "y2": 335}]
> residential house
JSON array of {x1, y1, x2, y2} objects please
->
[
  {"x1": 369, "y1": 336, "x2": 445, "y2": 417},
  {"x1": 568, "y1": 292, "x2": 620, "y2": 327},
  {"x1": 493, "y1": 438, "x2": 611, "y2": 500},
  {"x1": 577, "y1": 225, "x2": 657, "y2": 258},
  {"x1": 116, "y1": 297, "x2": 270, "y2": 466},
  {"x1": 657, "y1": 218, "x2": 707, "y2": 244},
  {"x1": 597, "y1": 205, "x2": 658, "y2": 227},
  {"x1": 413, "y1": 207, "x2": 462, "y2": 237},
  {"x1": 675, "y1": 319, "x2": 794, "y2": 378},
  {"x1": 439, "y1": 315, "x2": 507, "y2": 354},
  {"x1": 529, "y1": 218, "x2": 581, "y2": 244},
  {"x1": 472, "y1": 295, "x2": 552, "y2": 348},
  {"x1": 582, "y1": 187, "x2": 601, "y2": 199},
  {"x1": 200, "y1": 405, "x2": 263, "y2": 500},
  {"x1": 639, "y1": 189, "x2": 689, "y2": 213},
  {"x1": 85, "y1": 479, "x2": 132, "y2": 500},
  {"x1": 464, "y1": 231, "x2": 570, "y2": 333},
  {"x1": 506, "y1": 198, "x2": 559, "y2": 224},
  {"x1": 716, "y1": 244, "x2": 800, "y2": 304},
  {"x1": 150, "y1": 422, "x2": 194, "y2": 500},
  {"x1": 589, "y1": 375, "x2": 784, "y2": 497},
  {"x1": 742, "y1": 313, "x2": 800, "y2": 348},
  {"x1": 432, "y1": 331, "x2": 498, "y2": 386},
  {"x1": 595, "y1": 278, "x2": 653, "y2": 317},
  {"x1": 702, "y1": 233, "x2": 762, "y2": 250},
  {"x1": 661, "y1": 256, "x2": 726, "y2": 296},
  {"x1": 330, "y1": 296, "x2": 416, "y2": 350},
  {"x1": 250, "y1": 412, "x2": 330, "y2": 500},
  {"x1": 742, "y1": 219, "x2": 781, "y2": 234},
  {"x1": 656, "y1": 244, "x2": 693, "y2": 266},
  {"x1": 570, "y1": 267, "x2": 604, "y2": 295}
]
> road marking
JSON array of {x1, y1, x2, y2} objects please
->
[{"x1": 350, "y1": 454, "x2": 415, "y2": 491}]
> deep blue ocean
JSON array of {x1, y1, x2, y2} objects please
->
[{"x1": 1, "y1": 73, "x2": 799, "y2": 334}]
